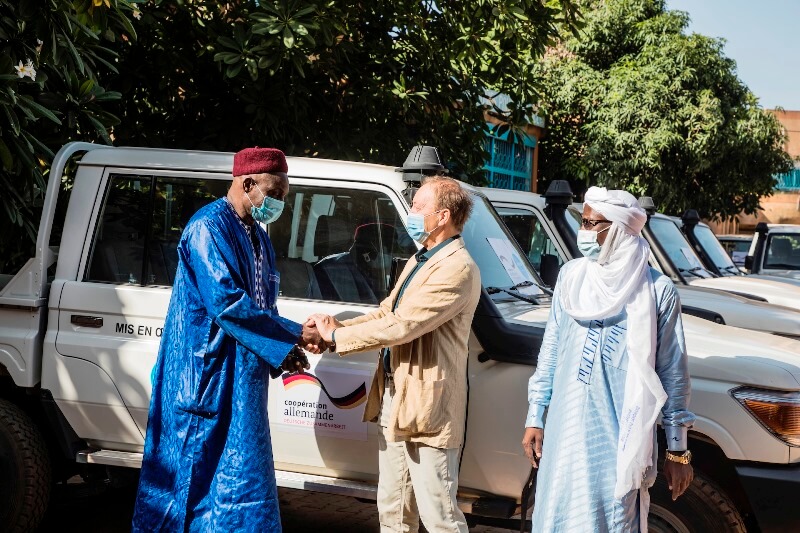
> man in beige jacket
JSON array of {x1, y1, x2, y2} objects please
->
[{"x1": 309, "y1": 176, "x2": 481, "y2": 533}]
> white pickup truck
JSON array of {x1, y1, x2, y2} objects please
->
[
  {"x1": 632, "y1": 204, "x2": 800, "y2": 312},
  {"x1": 678, "y1": 212, "x2": 800, "y2": 289},
  {"x1": 745, "y1": 223, "x2": 800, "y2": 281},
  {"x1": 2, "y1": 144, "x2": 800, "y2": 533},
  {"x1": 484, "y1": 186, "x2": 800, "y2": 340}
]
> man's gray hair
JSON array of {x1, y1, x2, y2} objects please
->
[{"x1": 422, "y1": 175, "x2": 473, "y2": 231}]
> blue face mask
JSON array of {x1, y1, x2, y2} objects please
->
[
  {"x1": 246, "y1": 184, "x2": 284, "y2": 225},
  {"x1": 406, "y1": 210, "x2": 443, "y2": 245},
  {"x1": 577, "y1": 227, "x2": 610, "y2": 260}
]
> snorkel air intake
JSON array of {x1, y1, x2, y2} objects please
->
[
  {"x1": 396, "y1": 145, "x2": 446, "y2": 205},
  {"x1": 543, "y1": 180, "x2": 578, "y2": 258}
]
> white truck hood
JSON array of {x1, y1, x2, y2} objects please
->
[
  {"x1": 748, "y1": 273, "x2": 800, "y2": 287},
  {"x1": 676, "y1": 285, "x2": 800, "y2": 338},
  {"x1": 690, "y1": 276, "x2": 800, "y2": 312},
  {"x1": 757, "y1": 270, "x2": 800, "y2": 281},
  {"x1": 510, "y1": 307, "x2": 800, "y2": 390}
]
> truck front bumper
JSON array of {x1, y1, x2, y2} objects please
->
[{"x1": 735, "y1": 462, "x2": 800, "y2": 532}]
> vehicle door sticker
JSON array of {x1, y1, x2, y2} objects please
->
[{"x1": 269, "y1": 356, "x2": 372, "y2": 441}]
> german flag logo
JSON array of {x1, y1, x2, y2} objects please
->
[{"x1": 281, "y1": 372, "x2": 367, "y2": 409}]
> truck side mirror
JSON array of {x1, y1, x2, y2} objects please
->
[
  {"x1": 744, "y1": 255, "x2": 754, "y2": 271},
  {"x1": 539, "y1": 254, "x2": 560, "y2": 289}
]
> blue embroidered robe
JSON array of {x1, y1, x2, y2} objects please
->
[{"x1": 133, "y1": 198, "x2": 301, "y2": 532}]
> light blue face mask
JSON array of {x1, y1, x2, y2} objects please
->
[
  {"x1": 577, "y1": 227, "x2": 610, "y2": 259},
  {"x1": 406, "y1": 210, "x2": 443, "y2": 245},
  {"x1": 246, "y1": 184, "x2": 284, "y2": 225}
]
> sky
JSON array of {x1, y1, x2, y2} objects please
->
[{"x1": 666, "y1": 0, "x2": 800, "y2": 110}]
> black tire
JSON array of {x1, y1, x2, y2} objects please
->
[
  {"x1": 648, "y1": 469, "x2": 746, "y2": 533},
  {"x1": 0, "y1": 398, "x2": 52, "y2": 533}
]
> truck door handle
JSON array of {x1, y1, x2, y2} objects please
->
[{"x1": 71, "y1": 315, "x2": 103, "y2": 328}]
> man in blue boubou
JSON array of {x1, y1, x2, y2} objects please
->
[{"x1": 133, "y1": 147, "x2": 323, "y2": 532}]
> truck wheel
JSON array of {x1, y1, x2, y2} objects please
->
[
  {"x1": 648, "y1": 470, "x2": 745, "y2": 533},
  {"x1": 0, "y1": 398, "x2": 52, "y2": 532}
]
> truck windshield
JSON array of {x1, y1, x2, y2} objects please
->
[
  {"x1": 566, "y1": 206, "x2": 581, "y2": 233},
  {"x1": 462, "y1": 194, "x2": 547, "y2": 298},
  {"x1": 765, "y1": 233, "x2": 800, "y2": 270},
  {"x1": 693, "y1": 225, "x2": 740, "y2": 275},
  {"x1": 649, "y1": 218, "x2": 714, "y2": 278}
]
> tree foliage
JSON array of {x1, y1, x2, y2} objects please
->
[
  {"x1": 110, "y1": 0, "x2": 579, "y2": 174},
  {"x1": 1, "y1": 0, "x2": 579, "y2": 273},
  {"x1": 0, "y1": 0, "x2": 138, "y2": 271},
  {"x1": 535, "y1": 0, "x2": 793, "y2": 219}
]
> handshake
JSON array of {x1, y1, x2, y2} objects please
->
[{"x1": 281, "y1": 314, "x2": 344, "y2": 373}]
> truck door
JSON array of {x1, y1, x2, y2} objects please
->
[{"x1": 48, "y1": 171, "x2": 228, "y2": 449}]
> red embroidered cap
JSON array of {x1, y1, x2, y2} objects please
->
[{"x1": 233, "y1": 147, "x2": 288, "y2": 176}]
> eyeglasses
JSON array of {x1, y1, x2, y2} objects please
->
[{"x1": 581, "y1": 218, "x2": 612, "y2": 229}]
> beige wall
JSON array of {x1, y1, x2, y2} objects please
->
[
  {"x1": 707, "y1": 110, "x2": 800, "y2": 233},
  {"x1": 770, "y1": 109, "x2": 800, "y2": 158},
  {"x1": 708, "y1": 193, "x2": 800, "y2": 233}
]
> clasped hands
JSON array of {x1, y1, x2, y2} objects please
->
[
  {"x1": 302, "y1": 313, "x2": 342, "y2": 347},
  {"x1": 288, "y1": 314, "x2": 344, "y2": 372}
]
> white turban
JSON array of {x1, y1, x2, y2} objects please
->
[
  {"x1": 560, "y1": 186, "x2": 666, "y2": 525},
  {"x1": 585, "y1": 186, "x2": 647, "y2": 236}
]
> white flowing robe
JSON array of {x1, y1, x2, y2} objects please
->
[{"x1": 526, "y1": 261, "x2": 695, "y2": 532}]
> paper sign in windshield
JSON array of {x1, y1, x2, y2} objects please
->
[
  {"x1": 680, "y1": 247, "x2": 704, "y2": 270},
  {"x1": 487, "y1": 237, "x2": 534, "y2": 291}
]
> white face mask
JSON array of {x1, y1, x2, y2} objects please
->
[{"x1": 577, "y1": 226, "x2": 611, "y2": 260}]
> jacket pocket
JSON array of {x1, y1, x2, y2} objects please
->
[{"x1": 394, "y1": 375, "x2": 446, "y2": 435}]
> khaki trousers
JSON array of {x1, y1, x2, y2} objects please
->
[{"x1": 377, "y1": 383, "x2": 468, "y2": 533}]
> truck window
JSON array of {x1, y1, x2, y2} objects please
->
[
  {"x1": 495, "y1": 207, "x2": 564, "y2": 272},
  {"x1": 693, "y1": 225, "x2": 738, "y2": 274},
  {"x1": 765, "y1": 234, "x2": 800, "y2": 270},
  {"x1": 85, "y1": 175, "x2": 152, "y2": 284},
  {"x1": 85, "y1": 174, "x2": 224, "y2": 285},
  {"x1": 648, "y1": 217, "x2": 714, "y2": 278},
  {"x1": 268, "y1": 185, "x2": 417, "y2": 304},
  {"x1": 462, "y1": 195, "x2": 547, "y2": 296},
  {"x1": 149, "y1": 177, "x2": 225, "y2": 284}
]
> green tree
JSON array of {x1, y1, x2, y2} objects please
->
[
  {"x1": 0, "y1": 0, "x2": 138, "y2": 271},
  {"x1": 535, "y1": 0, "x2": 793, "y2": 219},
  {"x1": 110, "y1": 0, "x2": 580, "y2": 178},
  {"x1": 1, "y1": 0, "x2": 579, "y2": 274}
]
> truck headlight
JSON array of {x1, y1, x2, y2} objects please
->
[{"x1": 731, "y1": 387, "x2": 800, "y2": 446}]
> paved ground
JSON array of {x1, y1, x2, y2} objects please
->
[{"x1": 38, "y1": 476, "x2": 517, "y2": 532}]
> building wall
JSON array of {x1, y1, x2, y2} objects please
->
[
  {"x1": 770, "y1": 110, "x2": 800, "y2": 158},
  {"x1": 707, "y1": 109, "x2": 800, "y2": 233}
]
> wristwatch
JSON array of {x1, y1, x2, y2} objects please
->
[
  {"x1": 329, "y1": 329, "x2": 337, "y2": 352},
  {"x1": 666, "y1": 450, "x2": 692, "y2": 465}
]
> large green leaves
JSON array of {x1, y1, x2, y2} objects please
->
[
  {"x1": 108, "y1": 0, "x2": 578, "y2": 183},
  {"x1": 0, "y1": 0, "x2": 136, "y2": 273}
]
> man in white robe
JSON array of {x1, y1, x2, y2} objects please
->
[{"x1": 521, "y1": 187, "x2": 694, "y2": 532}]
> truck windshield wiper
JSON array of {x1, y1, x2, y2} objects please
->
[
  {"x1": 720, "y1": 265, "x2": 740, "y2": 275},
  {"x1": 678, "y1": 267, "x2": 704, "y2": 278},
  {"x1": 510, "y1": 279, "x2": 554, "y2": 296},
  {"x1": 486, "y1": 280, "x2": 554, "y2": 303}
]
